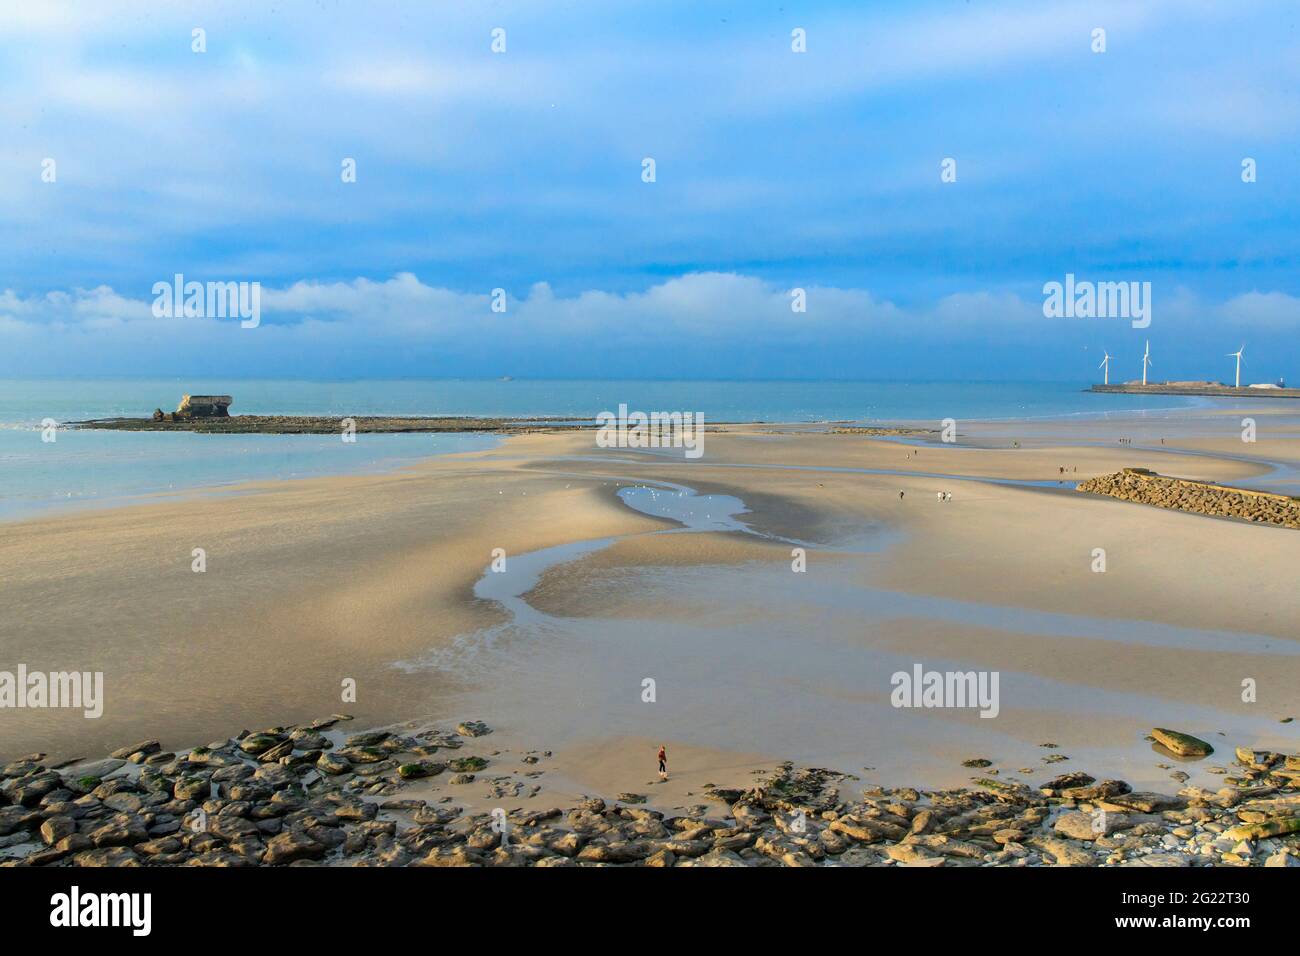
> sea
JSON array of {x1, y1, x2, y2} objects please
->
[{"x1": 0, "y1": 378, "x2": 1208, "y2": 521}]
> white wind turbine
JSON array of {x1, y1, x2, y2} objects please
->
[
  {"x1": 1141, "y1": 340, "x2": 1151, "y2": 386},
  {"x1": 1227, "y1": 345, "x2": 1245, "y2": 388},
  {"x1": 1098, "y1": 350, "x2": 1113, "y2": 385}
]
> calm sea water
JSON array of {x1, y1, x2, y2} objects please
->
[{"x1": 1, "y1": 378, "x2": 1205, "y2": 520}]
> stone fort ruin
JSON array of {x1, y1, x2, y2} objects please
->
[{"x1": 152, "y1": 394, "x2": 232, "y2": 421}]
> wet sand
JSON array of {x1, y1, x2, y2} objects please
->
[{"x1": 2, "y1": 405, "x2": 1298, "y2": 807}]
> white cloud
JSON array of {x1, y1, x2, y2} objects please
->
[
  {"x1": 328, "y1": 60, "x2": 445, "y2": 96},
  {"x1": 45, "y1": 68, "x2": 185, "y2": 113},
  {"x1": 1219, "y1": 291, "x2": 1300, "y2": 330},
  {"x1": 5, "y1": 271, "x2": 1298, "y2": 348}
]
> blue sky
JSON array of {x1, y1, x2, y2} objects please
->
[{"x1": 2, "y1": 0, "x2": 1299, "y2": 382}]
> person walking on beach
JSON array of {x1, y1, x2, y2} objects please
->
[{"x1": 657, "y1": 745, "x2": 667, "y2": 780}]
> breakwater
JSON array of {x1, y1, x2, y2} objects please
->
[{"x1": 1078, "y1": 468, "x2": 1300, "y2": 529}]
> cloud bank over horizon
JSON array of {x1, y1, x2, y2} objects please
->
[{"x1": 2, "y1": 272, "x2": 1295, "y2": 384}]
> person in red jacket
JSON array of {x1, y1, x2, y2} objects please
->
[{"x1": 657, "y1": 745, "x2": 667, "y2": 780}]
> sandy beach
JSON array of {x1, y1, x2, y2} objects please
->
[
  {"x1": 3, "y1": 404, "x2": 1299, "y2": 811},
  {"x1": 8, "y1": 0, "x2": 1300, "y2": 904}
]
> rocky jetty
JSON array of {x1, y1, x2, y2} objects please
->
[
  {"x1": 824, "y1": 426, "x2": 935, "y2": 437},
  {"x1": 1089, "y1": 383, "x2": 1300, "y2": 399},
  {"x1": 1078, "y1": 468, "x2": 1300, "y2": 529},
  {"x1": 2, "y1": 719, "x2": 1297, "y2": 868},
  {"x1": 69, "y1": 414, "x2": 920, "y2": 437},
  {"x1": 71, "y1": 415, "x2": 592, "y2": 435}
]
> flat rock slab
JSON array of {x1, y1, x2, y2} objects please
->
[
  {"x1": 1054, "y1": 811, "x2": 1132, "y2": 840},
  {"x1": 1104, "y1": 791, "x2": 1186, "y2": 813},
  {"x1": 1037, "y1": 838, "x2": 1098, "y2": 867},
  {"x1": 1151, "y1": 728, "x2": 1214, "y2": 757},
  {"x1": 1119, "y1": 853, "x2": 1193, "y2": 867}
]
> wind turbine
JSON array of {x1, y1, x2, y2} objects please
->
[
  {"x1": 1098, "y1": 350, "x2": 1113, "y2": 385},
  {"x1": 1227, "y1": 345, "x2": 1245, "y2": 388},
  {"x1": 1142, "y1": 340, "x2": 1151, "y2": 386}
]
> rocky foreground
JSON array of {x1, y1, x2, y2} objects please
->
[
  {"x1": 1078, "y1": 468, "x2": 1300, "y2": 529},
  {"x1": 2, "y1": 719, "x2": 1298, "y2": 868}
]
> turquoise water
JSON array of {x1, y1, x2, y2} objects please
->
[
  {"x1": 0, "y1": 377, "x2": 1208, "y2": 425},
  {"x1": 0, "y1": 378, "x2": 1206, "y2": 520},
  {"x1": 0, "y1": 429, "x2": 501, "y2": 521}
]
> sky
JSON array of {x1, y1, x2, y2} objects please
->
[{"x1": 1, "y1": 0, "x2": 1298, "y2": 382}]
